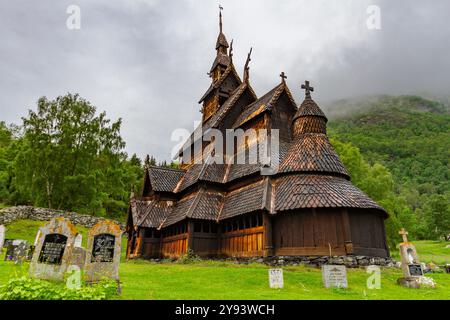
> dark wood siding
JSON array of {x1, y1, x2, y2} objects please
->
[{"x1": 272, "y1": 208, "x2": 347, "y2": 256}]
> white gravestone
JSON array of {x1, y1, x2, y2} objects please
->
[
  {"x1": 0, "y1": 225, "x2": 6, "y2": 251},
  {"x1": 322, "y1": 265, "x2": 348, "y2": 289},
  {"x1": 269, "y1": 269, "x2": 284, "y2": 289},
  {"x1": 34, "y1": 230, "x2": 42, "y2": 247},
  {"x1": 29, "y1": 217, "x2": 78, "y2": 281},
  {"x1": 74, "y1": 234, "x2": 83, "y2": 247}
]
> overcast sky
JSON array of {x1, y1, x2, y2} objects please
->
[{"x1": 1, "y1": 0, "x2": 449, "y2": 161}]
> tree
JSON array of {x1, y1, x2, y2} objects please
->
[{"x1": 14, "y1": 93, "x2": 132, "y2": 216}]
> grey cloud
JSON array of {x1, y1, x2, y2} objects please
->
[{"x1": 0, "y1": 0, "x2": 449, "y2": 161}]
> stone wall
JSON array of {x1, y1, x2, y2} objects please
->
[{"x1": 0, "y1": 206, "x2": 125, "y2": 230}]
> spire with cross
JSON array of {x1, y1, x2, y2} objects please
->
[
  {"x1": 280, "y1": 72, "x2": 287, "y2": 84},
  {"x1": 399, "y1": 228, "x2": 409, "y2": 243},
  {"x1": 301, "y1": 80, "x2": 314, "y2": 99}
]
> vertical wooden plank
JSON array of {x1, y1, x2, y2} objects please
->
[
  {"x1": 341, "y1": 209, "x2": 353, "y2": 254},
  {"x1": 263, "y1": 213, "x2": 274, "y2": 256},
  {"x1": 303, "y1": 209, "x2": 314, "y2": 247}
]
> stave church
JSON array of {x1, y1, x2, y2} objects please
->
[{"x1": 125, "y1": 11, "x2": 390, "y2": 259}]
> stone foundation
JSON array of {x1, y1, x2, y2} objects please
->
[
  {"x1": 145, "y1": 255, "x2": 397, "y2": 268},
  {"x1": 0, "y1": 206, "x2": 124, "y2": 229}
]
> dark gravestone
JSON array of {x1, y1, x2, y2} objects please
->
[
  {"x1": 4, "y1": 243, "x2": 15, "y2": 261},
  {"x1": 92, "y1": 234, "x2": 115, "y2": 263},
  {"x1": 4, "y1": 240, "x2": 28, "y2": 262},
  {"x1": 38, "y1": 234, "x2": 68, "y2": 264},
  {"x1": 85, "y1": 220, "x2": 122, "y2": 284},
  {"x1": 29, "y1": 217, "x2": 77, "y2": 281}
]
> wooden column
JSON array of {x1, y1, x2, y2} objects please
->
[
  {"x1": 341, "y1": 209, "x2": 353, "y2": 254},
  {"x1": 263, "y1": 213, "x2": 274, "y2": 257},
  {"x1": 187, "y1": 220, "x2": 195, "y2": 252},
  {"x1": 133, "y1": 228, "x2": 144, "y2": 257}
]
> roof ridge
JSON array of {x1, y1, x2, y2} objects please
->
[
  {"x1": 147, "y1": 165, "x2": 185, "y2": 172},
  {"x1": 186, "y1": 189, "x2": 204, "y2": 218}
]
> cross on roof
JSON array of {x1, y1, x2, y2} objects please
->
[
  {"x1": 301, "y1": 80, "x2": 314, "y2": 98},
  {"x1": 280, "y1": 72, "x2": 287, "y2": 83},
  {"x1": 399, "y1": 228, "x2": 409, "y2": 243}
]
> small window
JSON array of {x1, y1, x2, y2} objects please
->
[
  {"x1": 232, "y1": 220, "x2": 238, "y2": 231},
  {"x1": 203, "y1": 223, "x2": 210, "y2": 233},
  {"x1": 211, "y1": 223, "x2": 218, "y2": 233},
  {"x1": 194, "y1": 222, "x2": 202, "y2": 232},
  {"x1": 251, "y1": 215, "x2": 257, "y2": 227},
  {"x1": 238, "y1": 219, "x2": 244, "y2": 230}
]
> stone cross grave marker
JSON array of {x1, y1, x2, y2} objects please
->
[
  {"x1": 0, "y1": 225, "x2": 6, "y2": 252},
  {"x1": 322, "y1": 265, "x2": 348, "y2": 288},
  {"x1": 29, "y1": 217, "x2": 77, "y2": 281},
  {"x1": 398, "y1": 228, "x2": 423, "y2": 277},
  {"x1": 84, "y1": 220, "x2": 122, "y2": 283},
  {"x1": 397, "y1": 228, "x2": 436, "y2": 288},
  {"x1": 269, "y1": 269, "x2": 284, "y2": 289}
]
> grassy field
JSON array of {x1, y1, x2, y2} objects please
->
[{"x1": 0, "y1": 219, "x2": 449, "y2": 300}]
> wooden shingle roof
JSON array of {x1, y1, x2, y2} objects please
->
[
  {"x1": 130, "y1": 198, "x2": 174, "y2": 228},
  {"x1": 274, "y1": 174, "x2": 386, "y2": 215},
  {"x1": 146, "y1": 166, "x2": 185, "y2": 192},
  {"x1": 232, "y1": 82, "x2": 297, "y2": 128},
  {"x1": 279, "y1": 133, "x2": 350, "y2": 178}
]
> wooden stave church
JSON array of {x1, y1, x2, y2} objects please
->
[{"x1": 125, "y1": 12, "x2": 390, "y2": 259}]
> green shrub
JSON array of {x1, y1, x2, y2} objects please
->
[
  {"x1": 177, "y1": 249, "x2": 201, "y2": 264},
  {"x1": 0, "y1": 276, "x2": 118, "y2": 300}
]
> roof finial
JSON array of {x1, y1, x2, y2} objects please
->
[
  {"x1": 243, "y1": 47, "x2": 252, "y2": 83},
  {"x1": 144, "y1": 154, "x2": 150, "y2": 167},
  {"x1": 229, "y1": 39, "x2": 234, "y2": 61},
  {"x1": 280, "y1": 72, "x2": 287, "y2": 84},
  {"x1": 219, "y1": 5, "x2": 224, "y2": 33},
  {"x1": 301, "y1": 80, "x2": 314, "y2": 99}
]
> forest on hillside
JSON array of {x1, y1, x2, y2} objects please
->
[
  {"x1": 0, "y1": 94, "x2": 449, "y2": 247},
  {"x1": 328, "y1": 95, "x2": 450, "y2": 244}
]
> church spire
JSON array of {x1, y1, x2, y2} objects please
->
[
  {"x1": 292, "y1": 80, "x2": 328, "y2": 137},
  {"x1": 215, "y1": 6, "x2": 229, "y2": 53}
]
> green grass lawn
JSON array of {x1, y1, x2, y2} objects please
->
[{"x1": 1, "y1": 219, "x2": 449, "y2": 300}]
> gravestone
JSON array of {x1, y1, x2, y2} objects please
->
[
  {"x1": 74, "y1": 234, "x2": 83, "y2": 247},
  {"x1": 397, "y1": 228, "x2": 436, "y2": 288},
  {"x1": 29, "y1": 217, "x2": 77, "y2": 281},
  {"x1": 0, "y1": 225, "x2": 5, "y2": 252},
  {"x1": 268, "y1": 269, "x2": 284, "y2": 289},
  {"x1": 4, "y1": 239, "x2": 28, "y2": 262},
  {"x1": 322, "y1": 265, "x2": 348, "y2": 288},
  {"x1": 14, "y1": 241, "x2": 29, "y2": 265},
  {"x1": 84, "y1": 220, "x2": 122, "y2": 284}
]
